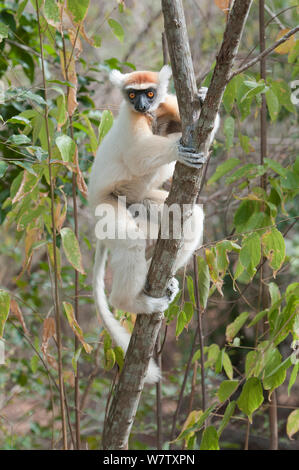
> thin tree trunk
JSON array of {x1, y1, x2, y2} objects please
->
[{"x1": 102, "y1": 0, "x2": 253, "y2": 450}]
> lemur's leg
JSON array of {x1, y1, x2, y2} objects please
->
[{"x1": 97, "y1": 197, "x2": 178, "y2": 314}]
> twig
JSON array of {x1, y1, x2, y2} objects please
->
[
  {"x1": 155, "y1": 334, "x2": 163, "y2": 449},
  {"x1": 193, "y1": 255, "x2": 206, "y2": 412},
  {"x1": 230, "y1": 26, "x2": 299, "y2": 79},
  {"x1": 61, "y1": 31, "x2": 81, "y2": 450},
  {"x1": 123, "y1": 10, "x2": 162, "y2": 63},
  {"x1": 259, "y1": 0, "x2": 278, "y2": 450},
  {"x1": 169, "y1": 327, "x2": 199, "y2": 447}
]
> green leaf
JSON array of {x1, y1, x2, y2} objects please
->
[
  {"x1": 262, "y1": 228, "x2": 285, "y2": 277},
  {"x1": 215, "y1": 348, "x2": 224, "y2": 374},
  {"x1": 0, "y1": 161, "x2": 8, "y2": 178},
  {"x1": 237, "y1": 377, "x2": 264, "y2": 422},
  {"x1": 108, "y1": 18, "x2": 124, "y2": 43},
  {"x1": 263, "y1": 348, "x2": 287, "y2": 395},
  {"x1": 239, "y1": 232, "x2": 261, "y2": 279},
  {"x1": 176, "y1": 310, "x2": 187, "y2": 338},
  {"x1": 98, "y1": 110, "x2": 113, "y2": 143},
  {"x1": 82, "y1": 115, "x2": 98, "y2": 154},
  {"x1": 226, "y1": 312, "x2": 249, "y2": 343},
  {"x1": 30, "y1": 355, "x2": 39, "y2": 374},
  {"x1": 187, "y1": 276, "x2": 195, "y2": 305},
  {"x1": 287, "y1": 410, "x2": 299, "y2": 440},
  {"x1": 6, "y1": 115, "x2": 30, "y2": 126},
  {"x1": 218, "y1": 380, "x2": 239, "y2": 402},
  {"x1": 207, "y1": 158, "x2": 240, "y2": 185},
  {"x1": 266, "y1": 89, "x2": 279, "y2": 121},
  {"x1": 72, "y1": 346, "x2": 82, "y2": 375},
  {"x1": 271, "y1": 80, "x2": 295, "y2": 113},
  {"x1": 288, "y1": 363, "x2": 299, "y2": 396},
  {"x1": 206, "y1": 344, "x2": 220, "y2": 368},
  {"x1": 216, "y1": 240, "x2": 240, "y2": 274},
  {"x1": 183, "y1": 302, "x2": 194, "y2": 324},
  {"x1": 0, "y1": 290, "x2": 10, "y2": 338},
  {"x1": 104, "y1": 348, "x2": 116, "y2": 371},
  {"x1": 114, "y1": 346, "x2": 124, "y2": 371},
  {"x1": 44, "y1": 0, "x2": 60, "y2": 25},
  {"x1": 17, "y1": 0, "x2": 28, "y2": 20},
  {"x1": 239, "y1": 133, "x2": 254, "y2": 154},
  {"x1": 264, "y1": 157, "x2": 287, "y2": 177},
  {"x1": 241, "y1": 81, "x2": 267, "y2": 102},
  {"x1": 200, "y1": 426, "x2": 220, "y2": 450},
  {"x1": 66, "y1": 0, "x2": 90, "y2": 24},
  {"x1": 61, "y1": 227, "x2": 85, "y2": 274},
  {"x1": 7, "y1": 134, "x2": 31, "y2": 145},
  {"x1": 226, "y1": 163, "x2": 263, "y2": 185},
  {"x1": 269, "y1": 282, "x2": 281, "y2": 306},
  {"x1": 247, "y1": 309, "x2": 268, "y2": 328},
  {"x1": 223, "y1": 116, "x2": 235, "y2": 150},
  {"x1": 223, "y1": 77, "x2": 236, "y2": 113},
  {"x1": 56, "y1": 135, "x2": 76, "y2": 162},
  {"x1": 0, "y1": 22, "x2": 9, "y2": 42},
  {"x1": 223, "y1": 352, "x2": 233, "y2": 380},
  {"x1": 218, "y1": 401, "x2": 236, "y2": 437},
  {"x1": 197, "y1": 256, "x2": 210, "y2": 309}
]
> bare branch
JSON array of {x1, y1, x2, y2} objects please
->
[{"x1": 230, "y1": 26, "x2": 299, "y2": 79}]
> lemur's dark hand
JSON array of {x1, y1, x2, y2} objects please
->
[{"x1": 177, "y1": 142, "x2": 207, "y2": 169}]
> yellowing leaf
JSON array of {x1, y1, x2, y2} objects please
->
[
  {"x1": 275, "y1": 29, "x2": 296, "y2": 55},
  {"x1": 287, "y1": 409, "x2": 299, "y2": 440},
  {"x1": 63, "y1": 302, "x2": 92, "y2": 353},
  {"x1": 41, "y1": 317, "x2": 56, "y2": 358},
  {"x1": 10, "y1": 299, "x2": 29, "y2": 335},
  {"x1": 262, "y1": 228, "x2": 285, "y2": 277},
  {"x1": 226, "y1": 312, "x2": 249, "y2": 343},
  {"x1": 66, "y1": 0, "x2": 90, "y2": 25},
  {"x1": 12, "y1": 171, "x2": 38, "y2": 204},
  {"x1": 47, "y1": 242, "x2": 62, "y2": 281},
  {"x1": 61, "y1": 227, "x2": 85, "y2": 274}
]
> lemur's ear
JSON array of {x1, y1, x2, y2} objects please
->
[
  {"x1": 158, "y1": 65, "x2": 172, "y2": 85},
  {"x1": 157, "y1": 65, "x2": 172, "y2": 104},
  {"x1": 109, "y1": 69, "x2": 127, "y2": 87}
]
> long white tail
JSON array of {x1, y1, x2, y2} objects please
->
[{"x1": 93, "y1": 241, "x2": 161, "y2": 384}]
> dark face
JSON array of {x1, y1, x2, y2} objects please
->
[{"x1": 126, "y1": 88, "x2": 156, "y2": 113}]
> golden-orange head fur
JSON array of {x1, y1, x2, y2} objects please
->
[{"x1": 110, "y1": 66, "x2": 172, "y2": 105}]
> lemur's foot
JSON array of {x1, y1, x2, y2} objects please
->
[
  {"x1": 140, "y1": 277, "x2": 179, "y2": 314},
  {"x1": 177, "y1": 144, "x2": 207, "y2": 169},
  {"x1": 166, "y1": 277, "x2": 179, "y2": 303}
]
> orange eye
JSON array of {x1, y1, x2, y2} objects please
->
[
  {"x1": 147, "y1": 91, "x2": 154, "y2": 98},
  {"x1": 129, "y1": 92, "x2": 135, "y2": 99}
]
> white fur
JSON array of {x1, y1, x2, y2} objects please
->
[{"x1": 89, "y1": 71, "x2": 219, "y2": 383}]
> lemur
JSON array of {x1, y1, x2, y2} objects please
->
[{"x1": 88, "y1": 66, "x2": 220, "y2": 383}]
